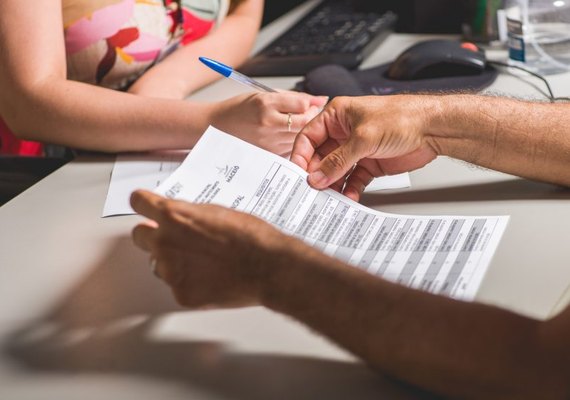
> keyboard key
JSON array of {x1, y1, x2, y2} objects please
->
[{"x1": 239, "y1": 0, "x2": 398, "y2": 76}]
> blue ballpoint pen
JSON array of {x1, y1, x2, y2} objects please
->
[{"x1": 199, "y1": 57, "x2": 277, "y2": 93}]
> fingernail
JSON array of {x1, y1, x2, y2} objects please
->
[
  {"x1": 308, "y1": 170, "x2": 328, "y2": 188},
  {"x1": 320, "y1": 96, "x2": 330, "y2": 103}
]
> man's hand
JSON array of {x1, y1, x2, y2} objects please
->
[
  {"x1": 130, "y1": 190, "x2": 289, "y2": 309},
  {"x1": 291, "y1": 96, "x2": 442, "y2": 201}
]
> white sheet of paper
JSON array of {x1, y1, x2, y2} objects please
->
[
  {"x1": 366, "y1": 172, "x2": 410, "y2": 191},
  {"x1": 103, "y1": 152, "x2": 187, "y2": 217},
  {"x1": 155, "y1": 127, "x2": 509, "y2": 301},
  {"x1": 103, "y1": 151, "x2": 409, "y2": 217}
]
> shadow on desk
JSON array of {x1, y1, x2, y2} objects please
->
[
  {"x1": 361, "y1": 178, "x2": 570, "y2": 207},
  {"x1": 2, "y1": 236, "x2": 434, "y2": 400}
]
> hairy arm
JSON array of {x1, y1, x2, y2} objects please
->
[
  {"x1": 429, "y1": 95, "x2": 570, "y2": 188},
  {"x1": 291, "y1": 95, "x2": 570, "y2": 200},
  {"x1": 128, "y1": 0, "x2": 264, "y2": 99},
  {"x1": 131, "y1": 190, "x2": 570, "y2": 399},
  {"x1": 260, "y1": 236, "x2": 570, "y2": 399}
]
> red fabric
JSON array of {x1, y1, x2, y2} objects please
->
[
  {"x1": 107, "y1": 27, "x2": 140, "y2": 48},
  {"x1": 181, "y1": 10, "x2": 215, "y2": 46},
  {"x1": 0, "y1": 117, "x2": 43, "y2": 156}
]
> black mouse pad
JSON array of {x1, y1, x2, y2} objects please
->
[{"x1": 295, "y1": 63, "x2": 498, "y2": 97}]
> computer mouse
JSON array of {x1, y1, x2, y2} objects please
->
[
  {"x1": 300, "y1": 64, "x2": 366, "y2": 97},
  {"x1": 387, "y1": 39, "x2": 487, "y2": 81}
]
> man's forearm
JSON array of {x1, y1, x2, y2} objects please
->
[
  {"x1": 260, "y1": 237, "x2": 570, "y2": 398},
  {"x1": 429, "y1": 95, "x2": 570, "y2": 186}
]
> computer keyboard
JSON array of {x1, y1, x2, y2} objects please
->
[{"x1": 239, "y1": 0, "x2": 398, "y2": 77}]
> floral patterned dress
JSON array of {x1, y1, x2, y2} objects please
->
[{"x1": 0, "y1": 0, "x2": 229, "y2": 155}]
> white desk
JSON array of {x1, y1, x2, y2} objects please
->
[{"x1": 1, "y1": 3, "x2": 570, "y2": 399}]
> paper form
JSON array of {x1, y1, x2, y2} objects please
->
[
  {"x1": 155, "y1": 127, "x2": 509, "y2": 301},
  {"x1": 103, "y1": 152, "x2": 187, "y2": 217},
  {"x1": 103, "y1": 149, "x2": 409, "y2": 217}
]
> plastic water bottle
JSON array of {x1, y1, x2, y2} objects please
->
[{"x1": 506, "y1": 0, "x2": 570, "y2": 74}]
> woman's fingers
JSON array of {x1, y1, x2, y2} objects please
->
[
  {"x1": 270, "y1": 92, "x2": 328, "y2": 114},
  {"x1": 269, "y1": 105, "x2": 321, "y2": 136}
]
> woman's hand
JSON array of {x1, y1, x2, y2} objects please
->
[
  {"x1": 131, "y1": 190, "x2": 292, "y2": 309},
  {"x1": 209, "y1": 92, "x2": 328, "y2": 157}
]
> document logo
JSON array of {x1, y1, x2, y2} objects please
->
[
  {"x1": 216, "y1": 165, "x2": 229, "y2": 176},
  {"x1": 216, "y1": 165, "x2": 240, "y2": 183}
]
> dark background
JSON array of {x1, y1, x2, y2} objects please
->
[{"x1": 262, "y1": 0, "x2": 467, "y2": 33}]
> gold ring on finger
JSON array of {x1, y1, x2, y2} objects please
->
[
  {"x1": 149, "y1": 257, "x2": 160, "y2": 278},
  {"x1": 287, "y1": 113, "x2": 293, "y2": 132}
]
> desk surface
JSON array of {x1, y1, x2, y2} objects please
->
[{"x1": 1, "y1": 2, "x2": 570, "y2": 399}]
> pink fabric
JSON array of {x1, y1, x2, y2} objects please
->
[
  {"x1": 65, "y1": 0, "x2": 136, "y2": 54},
  {"x1": 64, "y1": 0, "x2": 225, "y2": 87},
  {"x1": 1, "y1": 0, "x2": 226, "y2": 155},
  {"x1": 122, "y1": 32, "x2": 168, "y2": 61}
]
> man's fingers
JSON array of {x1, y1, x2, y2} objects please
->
[
  {"x1": 132, "y1": 222, "x2": 158, "y2": 252},
  {"x1": 290, "y1": 132, "x2": 317, "y2": 170},
  {"x1": 154, "y1": 251, "x2": 186, "y2": 288},
  {"x1": 132, "y1": 190, "x2": 208, "y2": 228},
  {"x1": 291, "y1": 112, "x2": 329, "y2": 170},
  {"x1": 343, "y1": 164, "x2": 376, "y2": 202},
  {"x1": 308, "y1": 138, "x2": 340, "y2": 173},
  {"x1": 307, "y1": 137, "x2": 365, "y2": 189},
  {"x1": 130, "y1": 190, "x2": 168, "y2": 222},
  {"x1": 376, "y1": 147, "x2": 438, "y2": 175}
]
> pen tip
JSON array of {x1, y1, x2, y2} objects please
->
[{"x1": 198, "y1": 57, "x2": 232, "y2": 77}]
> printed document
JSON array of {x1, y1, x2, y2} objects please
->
[
  {"x1": 155, "y1": 127, "x2": 508, "y2": 300},
  {"x1": 103, "y1": 151, "x2": 410, "y2": 217},
  {"x1": 103, "y1": 152, "x2": 187, "y2": 217}
]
